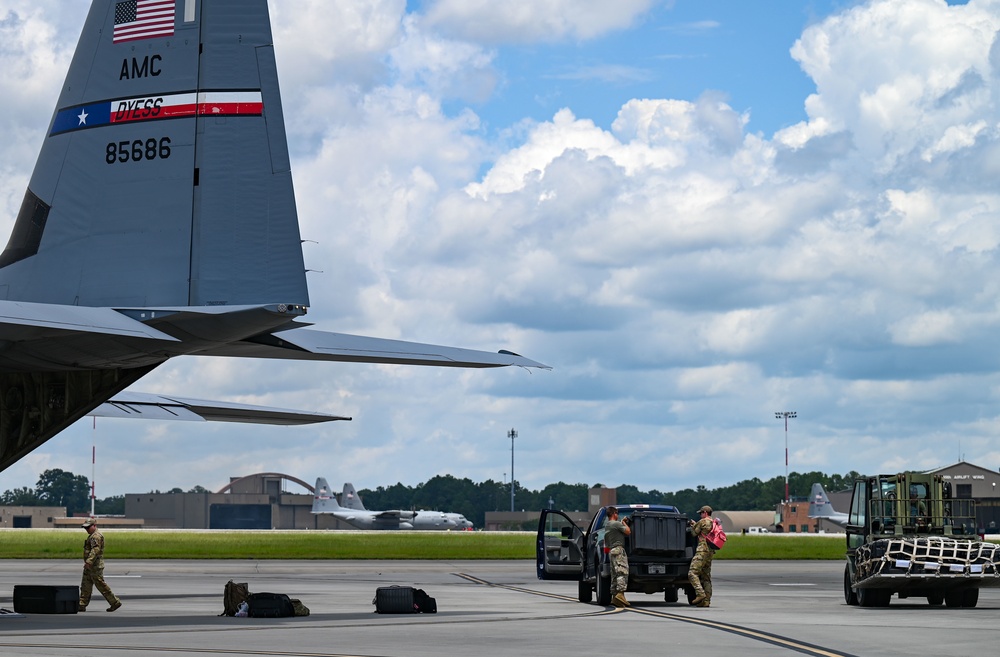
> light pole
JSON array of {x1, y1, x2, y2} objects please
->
[
  {"x1": 775, "y1": 411, "x2": 797, "y2": 502},
  {"x1": 508, "y1": 428, "x2": 517, "y2": 512}
]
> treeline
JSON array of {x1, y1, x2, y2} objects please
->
[
  {"x1": 358, "y1": 470, "x2": 864, "y2": 529},
  {"x1": 2, "y1": 469, "x2": 864, "y2": 528},
  {"x1": 0, "y1": 469, "x2": 212, "y2": 516},
  {"x1": 0, "y1": 469, "x2": 120, "y2": 516}
]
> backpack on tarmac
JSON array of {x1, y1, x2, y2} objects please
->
[
  {"x1": 413, "y1": 588, "x2": 437, "y2": 613},
  {"x1": 706, "y1": 517, "x2": 727, "y2": 550},
  {"x1": 289, "y1": 598, "x2": 310, "y2": 616},
  {"x1": 220, "y1": 581, "x2": 250, "y2": 617}
]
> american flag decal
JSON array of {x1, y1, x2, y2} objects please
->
[{"x1": 114, "y1": 0, "x2": 176, "y2": 44}]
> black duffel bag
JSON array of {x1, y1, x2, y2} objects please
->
[
  {"x1": 247, "y1": 592, "x2": 295, "y2": 618},
  {"x1": 373, "y1": 586, "x2": 437, "y2": 614}
]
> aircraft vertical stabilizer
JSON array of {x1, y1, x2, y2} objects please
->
[
  {"x1": 0, "y1": 1, "x2": 547, "y2": 476},
  {"x1": 0, "y1": 0, "x2": 307, "y2": 308},
  {"x1": 808, "y1": 483, "x2": 849, "y2": 528},
  {"x1": 342, "y1": 483, "x2": 366, "y2": 510},
  {"x1": 312, "y1": 477, "x2": 343, "y2": 514}
]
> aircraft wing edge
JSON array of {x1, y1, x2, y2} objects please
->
[
  {"x1": 90, "y1": 391, "x2": 350, "y2": 425},
  {"x1": 198, "y1": 326, "x2": 552, "y2": 370}
]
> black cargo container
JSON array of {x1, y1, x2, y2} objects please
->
[
  {"x1": 13, "y1": 585, "x2": 79, "y2": 614},
  {"x1": 629, "y1": 510, "x2": 689, "y2": 555}
]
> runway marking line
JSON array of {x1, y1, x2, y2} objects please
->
[
  {"x1": 456, "y1": 573, "x2": 859, "y2": 657},
  {"x1": 769, "y1": 583, "x2": 816, "y2": 586},
  {"x1": 0, "y1": 646, "x2": 376, "y2": 657}
]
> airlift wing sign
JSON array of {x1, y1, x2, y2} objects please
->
[{"x1": 49, "y1": 92, "x2": 265, "y2": 136}]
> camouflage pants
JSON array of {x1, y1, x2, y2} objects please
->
[
  {"x1": 80, "y1": 565, "x2": 119, "y2": 608},
  {"x1": 609, "y1": 546, "x2": 628, "y2": 595},
  {"x1": 688, "y1": 549, "x2": 713, "y2": 601}
]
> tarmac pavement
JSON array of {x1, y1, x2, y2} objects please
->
[{"x1": 0, "y1": 559, "x2": 998, "y2": 656}]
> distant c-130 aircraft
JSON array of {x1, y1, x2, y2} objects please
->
[
  {"x1": 340, "y1": 482, "x2": 474, "y2": 530},
  {"x1": 808, "y1": 483, "x2": 849, "y2": 528},
  {"x1": 0, "y1": 0, "x2": 547, "y2": 473},
  {"x1": 312, "y1": 478, "x2": 471, "y2": 530}
]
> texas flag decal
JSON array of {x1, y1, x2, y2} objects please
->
[{"x1": 49, "y1": 92, "x2": 264, "y2": 136}]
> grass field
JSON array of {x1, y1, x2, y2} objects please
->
[{"x1": 0, "y1": 530, "x2": 847, "y2": 560}]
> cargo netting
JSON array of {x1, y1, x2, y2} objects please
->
[{"x1": 855, "y1": 537, "x2": 1000, "y2": 583}]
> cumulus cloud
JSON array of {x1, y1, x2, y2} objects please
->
[
  {"x1": 0, "y1": 1, "x2": 86, "y2": 216},
  {"x1": 787, "y1": 0, "x2": 1000, "y2": 170},
  {"x1": 7, "y1": 0, "x2": 1000, "y2": 496}
]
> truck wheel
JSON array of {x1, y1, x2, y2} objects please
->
[
  {"x1": 843, "y1": 566, "x2": 858, "y2": 606},
  {"x1": 859, "y1": 587, "x2": 890, "y2": 607},
  {"x1": 944, "y1": 590, "x2": 963, "y2": 608},
  {"x1": 927, "y1": 592, "x2": 944, "y2": 606},
  {"x1": 596, "y1": 570, "x2": 612, "y2": 606},
  {"x1": 578, "y1": 580, "x2": 593, "y2": 603},
  {"x1": 961, "y1": 588, "x2": 979, "y2": 608},
  {"x1": 664, "y1": 587, "x2": 679, "y2": 603}
]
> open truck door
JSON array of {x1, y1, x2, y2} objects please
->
[{"x1": 536, "y1": 510, "x2": 585, "y2": 581}]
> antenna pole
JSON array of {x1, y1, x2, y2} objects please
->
[
  {"x1": 774, "y1": 411, "x2": 797, "y2": 502},
  {"x1": 508, "y1": 428, "x2": 517, "y2": 512},
  {"x1": 90, "y1": 418, "x2": 96, "y2": 517}
]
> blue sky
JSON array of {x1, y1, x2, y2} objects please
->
[
  {"x1": 2, "y1": 0, "x2": 1000, "y2": 501},
  {"x1": 473, "y1": 1, "x2": 842, "y2": 138}
]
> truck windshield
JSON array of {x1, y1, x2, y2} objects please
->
[{"x1": 595, "y1": 508, "x2": 636, "y2": 530}]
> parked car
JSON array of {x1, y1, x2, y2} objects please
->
[{"x1": 536, "y1": 504, "x2": 696, "y2": 606}]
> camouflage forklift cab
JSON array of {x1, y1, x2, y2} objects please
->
[{"x1": 844, "y1": 473, "x2": 999, "y2": 608}]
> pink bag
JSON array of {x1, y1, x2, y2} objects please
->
[{"x1": 705, "y1": 517, "x2": 727, "y2": 550}]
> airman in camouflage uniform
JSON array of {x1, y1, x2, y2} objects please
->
[
  {"x1": 604, "y1": 506, "x2": 631, "y2": 607},
  {"x1": 687, "y1": 505, "x2": 714, "y2": 608},
  {"x1": 79, "y1": 518, "x2": 122, "y2": 612}
]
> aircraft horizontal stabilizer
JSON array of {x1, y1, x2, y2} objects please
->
[
  {"x1": 0, "y1": 300, "x2": 178, "y2": 342},
  {"x1": 91, "y1": 392, "x2": 349, "y2": 425},
  {"x1": 202, "y1": 327, "x2": 551, "y2": 370}
]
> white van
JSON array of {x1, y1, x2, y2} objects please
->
[{"x1": 747, "y1": 526, "x2": 770, "y2": 534}]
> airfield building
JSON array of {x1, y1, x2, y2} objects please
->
[{"x1": 123, "y1": 472, "x2": 353, "y2": 530}]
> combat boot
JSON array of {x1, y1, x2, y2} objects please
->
[
  {"x1": 691, "y1": 593, "x2": 706, "y2": 606},
  {"x1": 614, "y1": 593, "x2": 630, "y2": 607},
  {"x1": 107, "y1": 599, "x2": 122, "y2": 612}
]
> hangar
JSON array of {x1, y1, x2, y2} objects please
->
[{"x1": 124, "y1": 472, "x2": 355, "y2": 530}]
